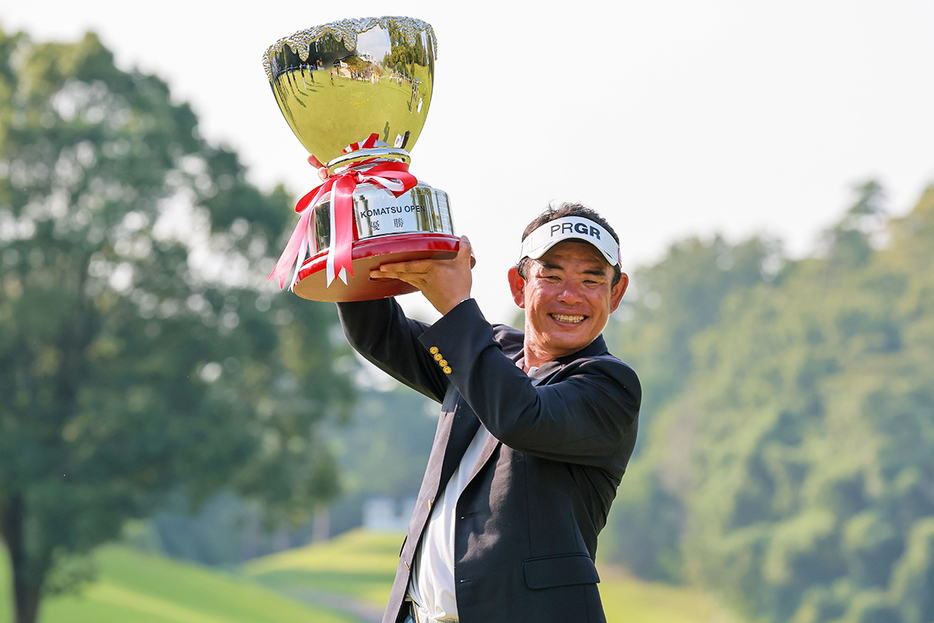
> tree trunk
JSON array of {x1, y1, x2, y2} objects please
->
[{"x1": 1, "y1": 493, "x2": 44, "y2": 623}]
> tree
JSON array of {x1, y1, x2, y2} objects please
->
[
  {"x1": 823, "y1": 179, "x2": 887, "y2": 272},
  {"x1": 602, "y1": 233, "x2": 779, "y2": 580},
  {"x1": 600, "y1": 181, "x2": 934, "y2": 622},
  {"x1": 635, "y1": 183, "x2": 934, "y2": 622},
  {"x1": 0, "y1": 28, "x2": 354, "y2": 623},
  {"x1": 673, "y1": 184, "x2": 934, "y2": 622}
]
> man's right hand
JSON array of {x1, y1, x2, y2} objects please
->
[
  {"x1": 370, "y1": 235, "x2": 475, "y2": 316},
  {"x1": 312, "y1": 154, "x2": 474, "y2": 314}
]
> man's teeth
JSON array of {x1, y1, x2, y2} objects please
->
[{"x1": 552, "y1": 314, "x2": 585, "y2": 323}]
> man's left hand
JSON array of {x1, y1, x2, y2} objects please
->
[{"x1": 371, "y1": 235, "x2": 474, "y2": 315}]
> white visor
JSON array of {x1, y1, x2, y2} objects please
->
[{"x1": 519, "y1": 216, "x2": 620, "y2": 267}]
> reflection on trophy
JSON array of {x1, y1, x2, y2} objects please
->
[{"x1": 264, "y1": 16, "x2": 460, "y2": 302}]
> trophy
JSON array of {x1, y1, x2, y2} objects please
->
[{"x1": 264, "y1": 16, "x2": 460, "y2": 301}]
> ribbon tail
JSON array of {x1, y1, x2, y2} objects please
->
[
  {"x1": 268, "y1": 208, "x2": 314, "y2": 289},
  {"x1": 325, "y1": 199, "x2": 342, "y2": 285},
  {"x1": 288, "y1": 214, "x2": 313, "y2": 291},
  {"x1": 326, "y1": 176, "x2": 356, "y2": 286},
  {"x1": 268, "y1": 180, "x2": 332, "y2": 290}
]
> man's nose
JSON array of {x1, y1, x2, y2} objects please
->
[{"x1": 557, "y1": 281, "x2": 585, "y2": 304}]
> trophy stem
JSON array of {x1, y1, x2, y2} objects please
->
[{"x1": 328, "y1": 148, "x2": 411, "y2": 175}]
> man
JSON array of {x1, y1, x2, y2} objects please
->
[{"x1": 337, "y1": 203, "x2": 640, "y2": 623}]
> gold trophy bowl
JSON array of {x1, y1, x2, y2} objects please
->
[{"x1": 264, "y1": 16, "x2": 459, "y2": 301}]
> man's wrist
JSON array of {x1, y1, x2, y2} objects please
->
[{"x1": 443, "y1": 297, "x2": 472, "y2": 315}]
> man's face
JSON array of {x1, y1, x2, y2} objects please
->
[{"x1": 508, "y1": 240, "x2": 628, "y2": 366}]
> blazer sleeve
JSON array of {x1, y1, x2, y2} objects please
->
[
  {"x1": 418, "y1": 299, "x2": 640, "y2": 467},
  {"x1": 336, "y1": 298, "x2": 450, "y2": 403}
]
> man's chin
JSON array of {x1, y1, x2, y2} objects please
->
[{"x1": 543, "y1": 328, "x2": 593, "y2": 354}]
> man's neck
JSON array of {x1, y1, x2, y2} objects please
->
[
  {"x1": 522, "y1": 336, "x2": 601, "y2": 372},
  {"x1": 522, "y1": 347, "x2": 553, "y2": 372}
]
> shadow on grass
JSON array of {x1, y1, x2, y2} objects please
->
[
  {"x1": 252, "y1": 569, "x2": 392, "y2": 623},
  {"x1": 251, "y1": 569, "x2": 394, "y2": 602}
]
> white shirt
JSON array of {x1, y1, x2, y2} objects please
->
[
  {"x1": 409, "y1": 423, "x2": 490, "y2": 620},
  {"x1": 408, "y1": 364, "x2": 535, "y2": 620}
]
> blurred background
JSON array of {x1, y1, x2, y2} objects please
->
[{"x1": 1, "y1": 2, "x2": 933, "y2": 623}]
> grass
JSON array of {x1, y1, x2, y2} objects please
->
[
  {"x1": 244, "y1": 529, "x2": 401, "y2": 607},
  {"x1": 597, "y1": 566, "x2": 743, "y2": 623},
  {"x1": 246, "y1": 529, "x2": 743, "y2": 623},
  {"x1": 0, "y1": 545, "x2": 355, "y2": 623},
  {"x1": 2, "y1": 530, "x2": 743, "y2": 623}
]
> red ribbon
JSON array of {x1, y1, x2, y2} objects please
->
[{"x1": 268, "y1": 143, "x2": 418, "y2": 290}]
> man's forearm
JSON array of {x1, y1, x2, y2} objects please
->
[{"x1": 336, "y1": 298, "x2": 448, "y2": 402}]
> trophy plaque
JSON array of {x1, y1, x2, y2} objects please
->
[{"x1": 264, "y1": 16, "x2": 460, "y2": 301}]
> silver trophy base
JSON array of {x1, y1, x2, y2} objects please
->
[
  {"x1": 311, "y1": 179, "x2": 454, "y2": 250},
  {"x1": 295, "y1": 178, "x2": 458, "y2": 302}
]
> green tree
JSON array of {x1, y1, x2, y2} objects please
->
[
  {"x1": 382, "y1": 24, "x2": 429, "y2": 78},
  {"x1": 603, "y1": 234, "x2": 779, "y2": 580},
  {"x1": 824, "y1": 180, "x2": 886, "y2": 272},
  {"x1": 672, "y1": 184, "x2": 934, "y2": 621},
  {"x1": 601, "y1": 181, "x2": 934, "y2": 622},
  {"x1": 327, "y1": 384, "x2": 439, "y2": 535},
  {"x1": 0, "y1": 28, "x2": 353, "y2": 623}
]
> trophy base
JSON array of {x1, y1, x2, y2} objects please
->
[{"x1": 293, "y1": 233, "x2": 460, "y2": 302}]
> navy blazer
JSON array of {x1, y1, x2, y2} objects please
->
[{"x1": 337, "y1": 298, "x2": 640, "y2": 623}]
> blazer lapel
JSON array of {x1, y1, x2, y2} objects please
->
[
  {"x1": 456, "y1": 336, "x2": 611, "y2": 489},
  {"x1": 466, "y1": 427, "x2": 498, "y2": 482},
  {"x1": 438, "y1": 404, "x2": 481, "y2": 488},
  {"x1": 466, "y1": 358, "x2": 558, "y2": 483}
]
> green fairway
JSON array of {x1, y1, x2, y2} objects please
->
[
  {"x1": 244, "y1": 529, "x2": 401, "y2": 607},
  {"x1": 245, "y1": 529, "x2": 743, "y2": 623},
  {"x1": 2, "y1": 530, "x2": 742, "y2": 623},
  {"x1": 0, "y1": 545, "x2": 355, "y2": 623},
  {"x1": 596, "y1": 567, "x2": 743, "y2": 623}
]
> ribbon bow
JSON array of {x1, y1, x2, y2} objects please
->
[{"x1": 267, "y1": 134, "x2": 418, "y2": 290}]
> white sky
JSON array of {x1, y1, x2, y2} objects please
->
[{"x1": 3, "y1": 1, "x2": 933, "y2": 323}]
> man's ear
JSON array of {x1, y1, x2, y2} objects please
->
[
  {"x1": 609, "y1": 272, "x2": 629, "y2": 313},
  {"x1": 507, "y1": 266, "x2": 525, "y2": 308}
]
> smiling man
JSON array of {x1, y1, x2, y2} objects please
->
[{"x1": 337, "y1": 203, "x2": 641, "y2": 623}]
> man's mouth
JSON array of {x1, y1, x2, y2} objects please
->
[{"x1": 551, "y1": 313, "x2": 586, "y2": 324}]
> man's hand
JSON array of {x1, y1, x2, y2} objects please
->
[
  {"x1": 308, "y1": 155, "x2": 329, "y2": 182},
  {"x1": 312, "y1": 154, "x2": 472, "y2": 314},
  {"x1": 371, "y1": 235, "x2": 474, "y2": 315}
]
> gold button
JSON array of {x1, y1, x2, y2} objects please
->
[
  {"x1": 430, "y1": 347, "x2": 439, "y2": 354},
  {"x1": 439, "y1": 360, "x2": 447, "y2": 367},
  {"x1": 428, "y1": 500, "x2": 433, "y2": 510},
  {"x1": 434, "y1": 353, "x2": 443, "y2": 361},
  {"x1": 405, "y1": 561, "x2": 410, "y2": 570},
  {"x1": 443, "y1": 366, "x2": 452, "y2": 374}
]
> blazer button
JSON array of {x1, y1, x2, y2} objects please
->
[
  {"x1": 434, "y1": 353, "x2": 443, "y2": 361},
  {"x1": 438, "y1": 360, "x2": 447, "y2": 367},
  {"x1": 443, "y1": 366, "x2": 452, "y2": 374},
  {"x1": 429, "y1": 347, "x2": 439, "y2": 354}
]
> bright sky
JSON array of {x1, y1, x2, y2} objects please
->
[{"x1": 3, "y1": 1, "x2": 933, "y2": 323}]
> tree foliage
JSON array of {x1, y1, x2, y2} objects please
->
[
  {"x1": 602, "y1": 232, "x2": 781, "y2": 580},
  {"x1": 0, "y1": 28, "x2": 354, "y2": 623},
  {"x1": 604, "y1": 182, "x2": 934, "y2": 623}
]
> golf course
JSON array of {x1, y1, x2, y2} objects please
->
[{"x1": 1, "y1": 530, "x2": 740, "y2": 623}]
